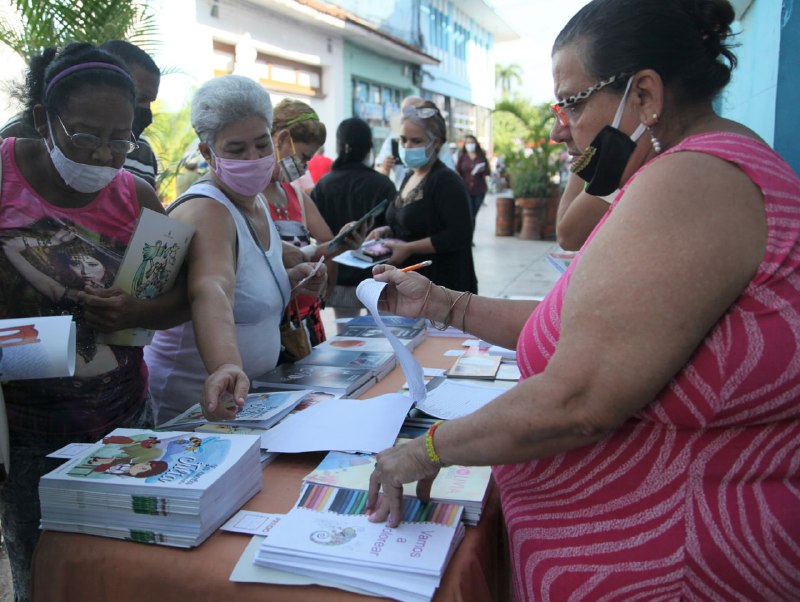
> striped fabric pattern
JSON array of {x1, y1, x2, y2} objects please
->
[{"x1": 497, "y1": 133, "x2": 800, "y2": 600}]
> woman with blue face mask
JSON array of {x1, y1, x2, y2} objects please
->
[
  {"x1": 145, "y1": 76, "x2": 327, "y2": 426},
  {"x1": 0, "y1": 42, "x2": 187, "y2": 601},
  {"x1": 366, "y1": 100, "x2": 477, "y2": 294}
]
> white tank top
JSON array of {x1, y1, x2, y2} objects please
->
[{"x1": 145, "y1": 183, "x2": 290, "y2": 425}]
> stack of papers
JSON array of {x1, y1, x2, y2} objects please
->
[
  {"x1": 254, "y1": 482, "x2": 466, "y2": 602},
  {"x1": 39, "y1": 428, "x2": 261, "y2": 547},
  {"x1": 304, "y1": 448, "x2": 492, "y2": 526}
]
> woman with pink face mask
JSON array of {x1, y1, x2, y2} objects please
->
[{"x1": 145, "y1": 76, "x2": 327, "y2": 425}]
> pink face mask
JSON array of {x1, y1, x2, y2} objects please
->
[{"x1": 210, "y1": 150, "x2": 276, "y2": 196}]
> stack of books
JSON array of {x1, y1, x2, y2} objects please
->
[
  {"x1": 253, "y1": 482, "x2": 466, "y2": 601},
  {"x1": 336, "y1": 315, "x2": 427, "y2": 352},
  {"x1": 39, "y1": 428, "x2": 261, "y2": 547},
  {"x1": 296, "y1": 347, "x2": 396, "y2": 380},
  {"x1": 253, "y1": 363, "x2": 375, "y2": 398},
  {"x1": 303, "y1": 446, "x2": 492, "y2": 526}
]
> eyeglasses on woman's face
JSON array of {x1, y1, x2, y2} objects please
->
[
  {"x1": 550, "y1": 73, "x2": 629, "y2": 127},
  {"x1": 55, "y1": 115, "x2": 138, "y2": 155}
]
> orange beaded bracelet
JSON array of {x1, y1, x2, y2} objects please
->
[{"x1": 424, "y1": 420, "x2": 445, "y2": 466}]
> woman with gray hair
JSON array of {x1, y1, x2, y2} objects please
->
[
  {"x1": 145, "y1": 75, "x2": 325, "y2": 424},
  {"x1": 366, "y1": 100, "x2": 477, "y2": 293}
]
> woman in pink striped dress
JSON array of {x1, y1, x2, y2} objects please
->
[{"x1": 365, "y1": 0, "x2": 800, "y2": 599}]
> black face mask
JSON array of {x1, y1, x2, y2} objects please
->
[
  {"x1": 570, "y1": 77, "x2": 646, "y2": 197},
  {"x1": 571, "y1": 125, "x2": 638, "y2": 196},
  {"x1": 132, "y1": 107, "x2": 153, "y2": 139}
]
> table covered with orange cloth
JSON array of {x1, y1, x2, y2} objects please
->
[{"x1": 31, "y1": 335, "x2": 510, "y2": 602}]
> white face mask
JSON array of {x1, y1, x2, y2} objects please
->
[
  {"x1": 465, "y1": 143, "x2": 476, "y2": 153},
  {"x1": 46, "y1": 118, "x2": 122, "y2": 193}
]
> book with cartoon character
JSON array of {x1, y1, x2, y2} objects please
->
[
  {"x1": 97, "y1": 208, "x2": 194, "y2": 346},
  {"x1": 39, "y1": 428, "x2": 261, "y2": 547},
  {"x1": 254, "y1": 482, "x2": 465, "y2": 601},
  {"x1": 158, "y1": 389, "x2": 307, "y2": 432}
]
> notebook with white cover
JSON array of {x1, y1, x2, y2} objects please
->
[{"x1": 255, "y1": 483, "x2": 465, "y2": 601}]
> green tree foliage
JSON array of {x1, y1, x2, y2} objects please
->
[
  {"x1": 493, "y1": 98, "x2": 561, "y2": 198},
  {"x1": 147, "y1": 100, "x2": 200, "y2": 205},
  {"x1": 0, "y1": 0, "x2": 159, "y2": 59},
  {"x1": 495, "y1": 63, "x2": 522, "y2": 99}
]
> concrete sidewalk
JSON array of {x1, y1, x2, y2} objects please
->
[{"x1": 321, "y1": 191, "x2": 561, "y2": 335}]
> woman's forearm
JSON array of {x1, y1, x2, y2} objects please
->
[
  {"x1": 422, "y1": 284, "x2": 535, "y2": 348},
  {"x1": 189, "y1": 282, "x2": 242, "y2": 374}
]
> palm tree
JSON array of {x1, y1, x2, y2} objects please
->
[
  {"x1": 0, "y1": 0, "x2": 159, "y2": 60},
  {"x1": 495, "y1": 63, "x2": 523, "y2": 99}
]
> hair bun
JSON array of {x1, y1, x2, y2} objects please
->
[{"x1": 685, "y1": 0, "x2": 735, "y2": 48}]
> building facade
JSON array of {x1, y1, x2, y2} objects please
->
[{"x1": 719, "y1": 0, "x2": 799, "y2": 173}]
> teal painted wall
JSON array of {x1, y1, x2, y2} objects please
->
[
  {"x1": 341, "y1": 38, "x2": 417, "y2": 117},
  {"x1": 719, "y1": 0, "x2": 781, "y2": 146},
  {"x1": 774, "y1": 0, "x2": 799, "y2": 174}
]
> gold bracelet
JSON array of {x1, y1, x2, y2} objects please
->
[
  {"x1": 416, "y1": 279, "x2": 434, "y2": 319},
  {"x1": 429, "y1": 287, "x2": 470, "y2": 331},
  {"x1": 461, "y1": 292, "x2": 473, "y2": 333}
]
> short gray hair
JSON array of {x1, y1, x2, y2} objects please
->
[{"x1": 190, "y1": 75, "x2": 273, "y2": 145}]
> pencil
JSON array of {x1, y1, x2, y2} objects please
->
[{"x1": 400, "y1": 260, "x2": 432, "y2": 272}]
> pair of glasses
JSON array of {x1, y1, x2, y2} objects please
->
[
  {"x1": 56, "y1": 116, "x2": 138, "y2": 155},
  {"x1": 402, "y1": 106, "x2": 439, "y2": 119},
  {"x1": 550, "y1": 73, "x2": 629, "y2": 127}
]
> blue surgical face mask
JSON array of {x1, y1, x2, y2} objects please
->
[{"x1": 399, "y1": 143, "x2": 432, "y2": 169}]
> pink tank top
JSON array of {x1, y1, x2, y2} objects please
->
[
  {"x1": 0, "y1": 138, "x2": 146, "y2": 437},
  {"x1": 499, "y1": 132, "x2": 800, "y2": 600}
]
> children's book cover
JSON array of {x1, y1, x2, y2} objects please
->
[
  {"x1": 304, "y1": 449, "x2": 492, "y2": 505},
  {"x1": 98, "y1": 208, "x2": 194, "y2": 346},
  {"x1": 41, "y1": 428, "x2": 258, "y2": 489}
]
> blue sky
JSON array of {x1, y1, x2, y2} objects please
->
[{"x1": 490, "y1": 0, "x2": 592, "y2": 103}]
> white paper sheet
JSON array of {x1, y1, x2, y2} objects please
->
[
  {"x1": 46, "y1": 442, "x2": 95, "y2": 460},
  {"x1": 356, "y1": 279, "x2": 426, "y2": 403},
  {"x1": 221, "y1": 510, "x2": 284, "y2": 536},
  {"x1": 414, "y1": 380, "x2": 505, "y2": 420},
  {"x1": 260, "y1": 394, "x2": 414, "y2": 453},
  {"x1": 229, "y1": 535, "x2": 374, "y2": 596}
]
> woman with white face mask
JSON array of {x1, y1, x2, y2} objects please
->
[
  {"x1": 0, "y1": 42, "x2": 186, "y2": 602},
  {"x1": 455, "y1": 134, "x2": 489, "y2": 222},
  {"x1": 366, "y1": 101, "x2": 477, "y2": 294},
  {"x1": 145, "y1": 76, "x2": 327, "y2": 426}
]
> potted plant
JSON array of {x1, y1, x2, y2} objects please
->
[{"x1": 496, "y1": 101, "x2": 561, "y2": 239}]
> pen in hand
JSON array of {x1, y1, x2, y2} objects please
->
[{"x1": 400, "y1": 260, "x2": 433, "y2": 272}]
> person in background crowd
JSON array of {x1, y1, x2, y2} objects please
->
[
  {"x1": 263, "y1": 99, "x2": 358, "y2": 349},
  {"x1": 365, "y1": 0, "x2": 800, "y2": 599},
  {"x1": 306, "y1": 145, "x2": 333, "y2": 184},
  {"x1": 0, "y1": 39, "x2": 161, "y2": 190},
  {"x1": 0, "y1": 43, "x2": 185, "y2": 602},
  {"x1": 145, "y1": 76, "x2": 326, "y2": 426},
  {"x1": 455, "y1": 134, "x2": 490, "y2": 221},
  {"x1": 366, "y1": 100, "x2": 477, "y2": 294},
  {"x1": 312, "y1": 117, "x2": 396, "y2": 324},
  {"x1": 98, "y1": 40, "x2": 160, "y2": 188},
  {"x1": 375, "y1": 96, "x2": 455, "y2": 189}
]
